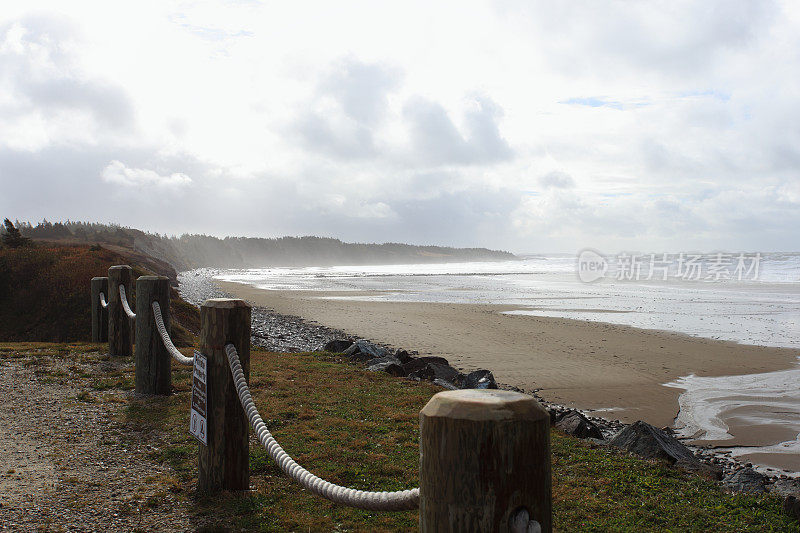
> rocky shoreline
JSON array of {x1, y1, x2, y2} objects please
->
[{"x1": 177, "y1": 270, "x2": 800, "y2": 519}]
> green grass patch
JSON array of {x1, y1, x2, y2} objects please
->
[{"x1": 6, "y1": 343, "x2": 797, "y2": 532}]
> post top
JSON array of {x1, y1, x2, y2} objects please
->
[
  {"x1": 137, "y1": 275, "x2": 170, "y2": 281},
  {"x1": 202, "y1": 298, "x2": 250, "y2": 309},
  {"x1": 421, "y1": 389, "x2": 548, "y2": 422},
  {"x1": 108, "y1": 265, "x2": 132, "y2": 271},
  {"x1": 91, "y1": 276, "x2": 108, "y2": 281}
]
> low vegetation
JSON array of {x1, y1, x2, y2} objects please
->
[
  {"x1": 3, "y1": 342, "x2": 791, "y2": 531},
  {"x1": 0, "y1": 244, "x2": 198, "y2": 345}
]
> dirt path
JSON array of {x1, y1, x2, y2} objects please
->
[{"x1": 0, "y1": 345, "x2": 196, "y2": 532}]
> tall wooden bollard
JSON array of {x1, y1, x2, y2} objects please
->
[
  {"x1": 108, "y1": 265, "x2": 133, "y2": 357},
  {"x1": 198, "y1": 298, "x2": 251, "y2": 493},
  {"x1": 135, "y1": 276, "x2": 171, "y2": 395},
  {"x1": 90, "y1": 276, "x2": 109, "y2": 342},
  {"x1": 419, "y1": 390, "x2": 552, "y2": 533}
]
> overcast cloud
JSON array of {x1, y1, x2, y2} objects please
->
[{"x1": 0, "y1": 1, "x2": 799, "y2": 253}]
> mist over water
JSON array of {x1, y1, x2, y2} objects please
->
[{"x1": 216, "y1": 252, "x2": 800, "y2": 349}]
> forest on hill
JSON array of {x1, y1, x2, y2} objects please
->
[{"x1": 4, "y1": 219, "x2": 516, "y2": 271}]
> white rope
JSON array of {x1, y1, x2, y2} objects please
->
[
  {"x1": 119, "y1": 285, "x2": 136, "y2": 319},
  {"x1": 151, "y1": 301, "x2": 194, "y2": 366},
  {"x1": 225, "y1": 343, "x2": 419, "y2": 511},
  {"x1": 99, "y1": 292, "x2": 108, "y2": 309}
]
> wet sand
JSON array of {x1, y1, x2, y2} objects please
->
[{"x1": 219, "y1": 282, "x2": 800, "y2": 468}]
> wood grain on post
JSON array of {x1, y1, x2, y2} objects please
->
[
  {"x1": 108, "y1": 265, "x2": 133, "y2": 357},
  {"x1": 135, "y1": 276, "x2": 171, "y2": 395},
  {"x1": 90, "y1": 276, "x2": 108, "y2": 343},
  {"x1": 419, "y1": 389, "x2": 552, "y2": 533},
  {"x1": 198, "y1": 298, "x2": 251, "y2": 493}
]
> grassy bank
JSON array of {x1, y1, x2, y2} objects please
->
[
  {"x1": 0, "y1": 245, "x2": 198, "y2": 345},
  {"x1": 4, "y1": 342, "x2": 794, "y2": 532}
]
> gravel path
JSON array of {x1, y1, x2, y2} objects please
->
[{"x1": 0, "y1": 347, "x2": 195, "y2": 532}]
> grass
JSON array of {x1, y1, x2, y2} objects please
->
[{"x1": 2, "y1": 342, "x2": 796, "y2": 532}]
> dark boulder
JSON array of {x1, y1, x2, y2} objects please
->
[
  {"x1": 402, "y1": 356, "x2": 451, "y2": 374},
  {"x1": 771, "y1": 478, "x2": 800, "y2": 498},
  {"x1": 675, "y1": 459, "x2": 723, "y2": 480},
  {"x1": 322, "y1": 339, "x2": 353, "y2": 353},
  {"x1": 555, "y1": 410, "x2": 603, "y2": 439},
  {"x1": 366, "y1": 355, "x2": 402, "y2": 367},
  {"x1": 722, "y1": 468, "x2": 766, "y2": 494},
  {"x1": 394, "y1": 349, "x2": 413, "y2": 364},
  {"x1": 609, "y1": 421, "x2": 697, "y2": 465},
  {"x1": 461, "y1": 369, "x2": 498, "y2": 390},
  {"x1": 408, "y1": 362, "x2": 464, "y2": 386},
  {"x1": 344, "y1": 340, "x2": 388, "y2": 360},
  {"x1": 366, "y1": 359, "x2": 406, "y2": 377}
]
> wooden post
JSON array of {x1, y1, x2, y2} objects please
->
[
  {"x1": 135, "y1": 276, "x2": 172, "y2": 395},
  {"x1": 108, "y1": 265, "x2": 133, "y2": 357},
  {"x1": 90, "y1": 276, "x2": 108, "y2": 342},
  {"x1": 419, "y1": 389, "x2": 552, "y2": 533},
  {"x1": 198, "y1": 298, "x2": 251, "y2": 493}
]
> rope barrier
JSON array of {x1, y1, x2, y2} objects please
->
[
  {"x1": 151, "y1": 301, "x2": 194, "y2": 366},
  {"x1": 119, "y1": 285, "x2": 136, "y2": 319},
  {"x1": 99, "y1": 292, "x2": 108, "y2": 309},
  {"x1": 225, "y1": 343, "x2": 420, "y2": 511}
]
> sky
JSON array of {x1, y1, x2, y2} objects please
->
[{"x1": 1, "y1": 0, "x2": 799, "y2": 254}]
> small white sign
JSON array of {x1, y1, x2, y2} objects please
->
[{"x1": 189, "y1": 350, "x2": 208, "y2": 445}]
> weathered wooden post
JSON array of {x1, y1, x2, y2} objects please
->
[
  {"x1": 135, "y1": 276, "x2": 171, "y2": 395},
  {"x1": 419, "y1": 389, "x2": 552, "y2": 533},
  {"x1": 198, "y1": 298, "x2": 251, "y2": 493},
  {"x1": 90, "y1": 276, "x2": 108, "y2": 342},
  {"x1": 108, "y1": 265, "x2": 133, "y2": 357}
]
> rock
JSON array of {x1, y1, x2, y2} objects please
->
[
  {"x1": 609, "y1": 420, "x2": 698, "y2": 465},
  {"x1": 321, "y1": 339, "x2": 353, "y2": 353},
  {"x1": 343, "y1": 339, "x2": 388, "y2": 359},
  {"x1": 675, "y1": 459, "x2": 723, "y2": 481},
  {"x1": 555, "y1": 410, "x2": 603, "y2": 439},
  {"x1": 771, "y1": 478, "x2": 800, "y2": 498},
  {"x1": 394, "y1": 349, "x2": 413, "y2": 364},
  {"x1": 433, "y1": 378, "x2": 459, "y2": 390},
  {"x1": 547, "y1": 408, "x2": 558, "y2": 426},
  {"x1": 722, "y1": 468, "x2": 767, "y2": 494},
  {"x1": 366, "y1": 360, "x2": 406, "y2": 377},
  {"x1": 366, "y1": 355, "x2": 402, "y2": 367},
  {"x1": 782, "y1": 495, "x2": 800, "y2": 521},
  {"x1": 402, "y1": 356, "x2": 451, "y2": 374},
  {"x1": 461, "y1": 369, "x2": 497, "y2": 390},
  {"x1": 408, "y1": 363, "x2": 464, "y2": 387}
]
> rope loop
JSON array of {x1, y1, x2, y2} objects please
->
[
  {"x1": 151, "y1": 301, "x2": 194, "y2": 366},
  {"x1": 224, "y1": 343, "x2": 419, "y2": 511},
  {"x1": 119, "y1": 285, "x2": 136, "y2": 319}
]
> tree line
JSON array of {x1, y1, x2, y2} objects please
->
[{"x1": 2, "y1": 219, "x2": 516, "y2": 270}]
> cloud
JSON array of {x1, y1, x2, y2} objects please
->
[
  {"x1": 2, "y1": 2, "x2": 800, "y2": 253},
  {"x1": 292, "y1": 59, "x2": 400, "y2": 159},
  {"x1": 101, "y1": 160, "x2": 192, "y2": 189},
  {"x1": 403, "y1": 95, "x2": 513, "y2": 165},
  {"x1": 0, "y1": 16, "x2": 135, "y2": 151},
  {"x1": 538, "y1": 171, "x2": 575, "y2": 189},
  {"x1": 323, "y1": 58, "x2": 401, "y2": 126}
]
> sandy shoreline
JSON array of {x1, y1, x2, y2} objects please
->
[{"x1": 218, "y1": 281, "x2": 800, "y2": 470}]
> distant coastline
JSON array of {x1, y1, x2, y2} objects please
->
[{"x1": 9, "y1": 219, "x2": 515, "y2": 271}]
